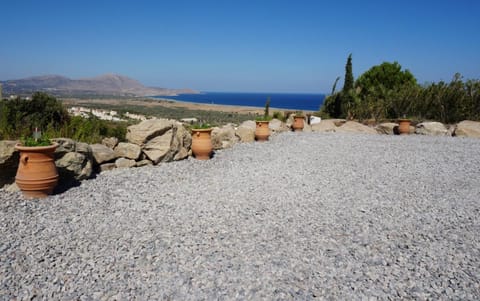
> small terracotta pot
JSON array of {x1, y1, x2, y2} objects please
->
[
  {"x1": 292, "y1": 116, "x2": 305, "y2": 131},
  {"x1": 191, "y1": 128, "x2": 213, "y2": 160},
  {"x1": 255, "y1": 121, "x2": 270, "y2": 141},
  {"x1": 398, "y1": 119, "x2": 411, "y2": 135},
  {"x1": 15, "y1": 143, "x2": 59, "y2": 199}
]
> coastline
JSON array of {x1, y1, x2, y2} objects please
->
[{"x1": 61, "y1": 97, "x2": 314, "y2": 115}]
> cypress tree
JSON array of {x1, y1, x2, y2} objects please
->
[{"x1": 343, "y1": 54, "x2": 354, "y2": 92}]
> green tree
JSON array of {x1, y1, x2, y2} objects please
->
[
  {"x1": 343, "y1": 54, "x2": 354, "y2": 92},
  {"x1": 355, "y1": 61, "x2": 418, "y2": 120}
]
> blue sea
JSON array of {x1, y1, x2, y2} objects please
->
[{"x1": 154, "y1": 92, "x2": 325, "y2": 111}]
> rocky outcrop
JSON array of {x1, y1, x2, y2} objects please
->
[
  {"x1": 90, "y1": 143, "x2": 117, "y2": 165},
  {"x1": 0, "y1": 141, "x2": 19, "y2": 187},
  {"x1": 212, "y1": 125, "x2": 239, "y2": 150},
  {"x1": 376, "y1": 123, "x2": 398, "y2": 135},
  {"x1": 454, "y1": 120, "x2": 480, "y2": 138},
  {"x1": 114, "y1": 142, "x2": 141, "y2": 160},
  {"x1": 415, "y1": 122, "x2": 448, "y2": 136},
  {"x1": 335, "y1": 121, "x2": 378, "y2": 134}
]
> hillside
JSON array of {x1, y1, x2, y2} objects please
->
[{"x1": 0, "y1": 74, "x2": 197, "y2": 97}]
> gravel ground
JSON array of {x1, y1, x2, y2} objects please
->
[{"x1": 1, "y1": 132, "x2": 480, "y2": 300}]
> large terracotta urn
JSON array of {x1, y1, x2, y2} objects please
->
[
  {"x1": 255, "y1": 121, "x2": 270, "y2": 141},
  {"x1": 15, "y1": 143, "x2": 59, "y2": 199},
  {"x1": 191, "y1": 128, "x2": 213, "y2": 160},
  {"x1": 292, "y1": 116, "x2": 305, "y2": 132},
  {"x1": 398, "y1": 119, "x2": 411, "y2": 135}
]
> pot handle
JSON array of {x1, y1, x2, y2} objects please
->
[{"x1": 21, "y1": 154, "x2": 29, "y2": 165}]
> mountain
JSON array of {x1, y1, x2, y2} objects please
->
[{"x1": 0, "y1": 74, "x2": 198, "y2": 97}]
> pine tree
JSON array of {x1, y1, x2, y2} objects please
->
[{"x1": 343, "y1": 54, "x2": 354, "y2": 92}]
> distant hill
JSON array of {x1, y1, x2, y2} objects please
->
[{"x1": 0, "y1": 74, "x2": 198, "y2": 97}]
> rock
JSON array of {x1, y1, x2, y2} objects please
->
[
  {"x1": 335, "y1": 121, "x2": 378, "y2": 134},
  {"x1": 75, "y1": 142, "x2": 91, "y2": 154},
  {"x1": 90, "y1": 144, "x2": 117, "y2": 165},
  {"x1": 268, "y1": 119, "x2": 288, "y2": 133},
  {"x1": 55, "y1": 152, "x2": 93, "y2": 181},
  {"x1": 52, "y1": 139, "x2": 94, "y2": 185},
  {"x1": 4, "y1": 182, "x2": 20, "y2": 193},
  {"x1": 101, "y1": 137, "x2": 119, "y2": 149},
  {"x1": 126, "y1": 118, "x2": 175, "y2": 145},
  {"x1": 170, "y1": 123, "x2": 191, "y2": 161},
  {"x1": 415, "y1": 122, "x2": 448, "y2": 136},
  {"x1": 236, "y1": 125, "x2": 255, "y2": 143},
  {"x1": 311, "y1": 120, "x2": 338, "y2": 132},
  {"x1": 135, "y1": 159, "x2": 153, "y2": 167},
  {"x1": 143, "y1": 130, "x2": 173, "y2": 163},
  {"x1": 115, "y1": 158, "x2": 136, "y2": 168},
  {"x1": 454, "y1": 120, "x2": 480, "y2": 138},
  {"x1": 212, "y1": 125, "x2": 239, "y2": 150},
  {"x1": 141, "y1": 123, "x2": 190, "y2": 164},
  {"x1": 100, "y1": 163, "x2": 117, "y2": 172},
  {"x1": 376, "y1": 123, "x2": 398, "y2": 135},
  {"x1": 239, "y1": 120, "x2": 256, "y2": 130},
  {"x1": 55, "y1": 152, "x2": 92, "y2": 182},
  {"x1": 0, "y1": 140, "x2": 19, "y2": 187},
  {"x1": 52, "y1": 138, "x2": 76, "y2": 155},
  {"x1": 114, "y1": 142, "x2": 141, "y2": 160}
]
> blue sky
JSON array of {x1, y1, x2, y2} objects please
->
[{"x1": 1, "y1": 0, "x2": 479, "y2": 93}]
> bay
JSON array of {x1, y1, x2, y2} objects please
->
[{"x1": 154, "y1": 92, "x2": 325, "y2": 111}]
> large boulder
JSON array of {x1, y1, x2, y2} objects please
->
[
  {"x1": 415, "y1": 122, "x2": 448, "y2": 136},
  {"x1": 311, "y1": 120, "x2": 338, "y2": 133},
  {"x1": 268, "y1": 119, "x2": 289, "y2": 133},
  {"x1": 53, "y1": 138, "x2": 94, "y2": 183},
  {"x1": 114, "y1": 142, "x2": 141, "y2": 160},
  {"x1": 90, "y1": 143, "x2": 117, "y2": 165},
  {"x1": 335, "y1": 121, "x2": 377, "y2": 134},
  {"x1": 454, "y1": 120, "x2": 480, "y2": 138},
  {"x1": 212, "y1": 124, "x2": 239, "y2": 149},
  {"x1": 376, "y1": 123, "x2": 398, "y2": 135},
  {"x1": 126, "y1": 118, "x2": 175, "y2": 145},
  {"x1": 236, "y1": 121, "x2": 256, "y2": 143},
  {"x1": 0, "y1": 141, "x2": 19, "y2": 187},
  {"x1": 55, "y1": 152, "x2": 93, "y2": 181},
  {"x1": 142, "y1": 122, "x2": 191, "y2": 164}
]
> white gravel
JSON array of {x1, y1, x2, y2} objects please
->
[{"x1": 1, "y1": 132, "x2": 480, "y2": 300}]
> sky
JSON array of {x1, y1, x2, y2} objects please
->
[{"x1": 1, "y1": 0, "x2": 479, "y2": 93}]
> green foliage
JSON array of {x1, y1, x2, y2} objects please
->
[
  {"x1": 319, "y1": 59, "x2": 480, "y2": 123},
  {"x1": 20, "y1": 133, "x2": 52, "y2": 147},
  {"x1": 0, "y1": 92, "x2": 70, "y2": 139},
  {"x1": 343, "y1": 54, "x2": 354, "y2": 92},
  {"x1": 255, "y1": 115, "x2": 272, "y2": 122},
  {"x1": 0, "y1": 93, "x2": 128, "y2": 143},
  {"x1": 272, "y1": 111, "x2": 286, "y2": 122},
  {"x1": 191, "y1": 123, "x2": 212, "y2": 129},
  {"x1": 264, "y1": 96, "x2": 270, "y2": 118}
]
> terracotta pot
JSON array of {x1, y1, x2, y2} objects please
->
[
  {"x1": 398, "y1": 119, "x2": 411, "y2": 135},
  {"x1": 255, "y1": 121, "x2": 270, "y2": 141},
  {"x1": 15, "y1": 143, "x2": 59, "y2": 199},
  {"x1": 292, "y1": 116, "x2": 305, "y2": 131},
  {"x1": 191, "y1": 128, "x2": 213, "y2": 160}
]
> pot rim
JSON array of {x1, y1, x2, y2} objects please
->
[{"x1": 15, "y1": 142, "x2": 58, "y2": 152}]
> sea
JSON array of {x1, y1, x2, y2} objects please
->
[{"x1": 153, "y1": 92, "x2": 325, "y2": 111}]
